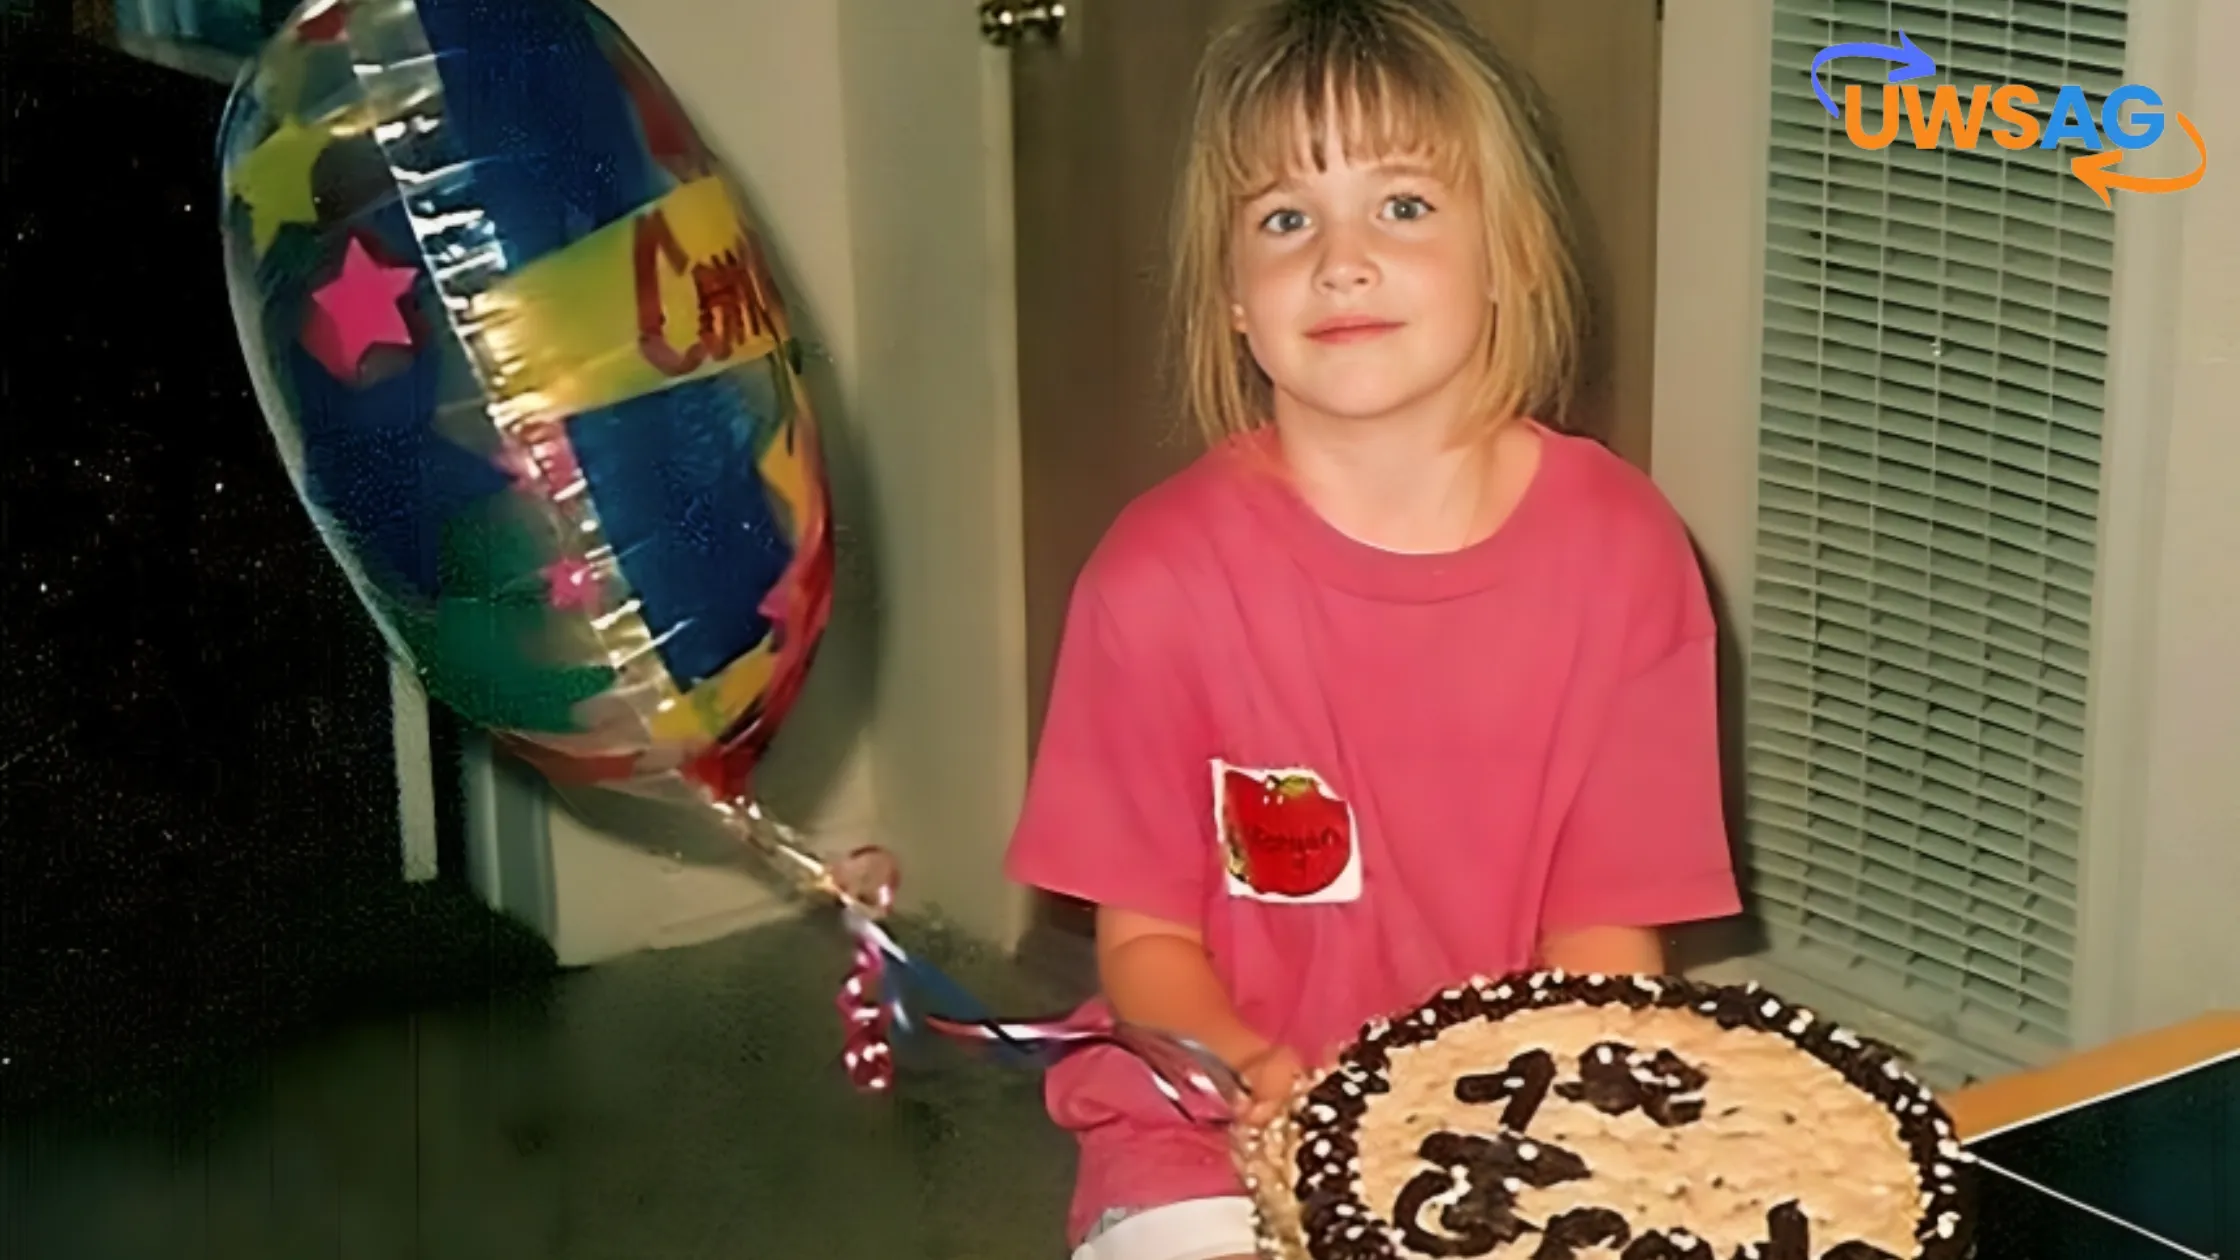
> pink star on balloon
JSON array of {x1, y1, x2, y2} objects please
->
[
  {"x1": 303, "y1": 235, "x2": 420, "y2": 381},
  {"x1": 544, "y1": 557, "x2": 603, "y2": 612}
]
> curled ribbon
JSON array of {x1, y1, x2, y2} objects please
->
[
  {"x1": 717, "y1": 798, "x2": 1243, "y2": 1122},
  {"x1": 918, "y1": 1010, "x2": 1246, "y2": 1127}
]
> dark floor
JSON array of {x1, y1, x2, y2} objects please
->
[{"x1": 1, "y1": 915, "x2": 1082, "y2": 1260}]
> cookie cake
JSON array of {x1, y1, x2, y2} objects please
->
[{"x1": 1234, "y1": 970, "x2": 1975, "y2": 1260}]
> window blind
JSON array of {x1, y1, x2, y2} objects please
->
[{"x1": 1746, "y1": 0, "x2": 2128, "y2": 1057}]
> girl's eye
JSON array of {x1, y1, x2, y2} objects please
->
[
  {"x1": 1260, "y1": 208, "x2": 1309, "y2": 234},
  {"x1": 1385, "y1": 194, "x2": 1434, "y2": 221}
]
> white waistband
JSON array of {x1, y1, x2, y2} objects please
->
[{"x1": 1071, "y1": 1196, "x2": 1259, "y2": 1260}]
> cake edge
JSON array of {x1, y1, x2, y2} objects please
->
[{"x1": 1234, "y1": 969, "x2": 1980, "y2": 1260}]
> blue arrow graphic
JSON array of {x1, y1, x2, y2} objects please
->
[{"x1": 1811, "y1": 31, "x2": 1938, "y2": 119}]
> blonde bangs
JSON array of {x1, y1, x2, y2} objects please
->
[
  {"x1": 1211, "y1": 34, "x2": 1477, "y2": 204},
  {"x1": 1169, "y1": 0, "x2": 1586, "y2": 451}
]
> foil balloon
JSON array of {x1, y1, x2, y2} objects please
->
[
  {"x1": 217, "y1": 0, "x2": 832, "y2": 814},
  {"x1": 216, "y1": 0, "x2": 1237, "y2": 1118}
]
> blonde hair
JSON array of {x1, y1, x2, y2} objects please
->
[{"x1": 1170, "y1": 0, "x2": 1587, "y2": 448}]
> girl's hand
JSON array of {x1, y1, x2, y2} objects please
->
[{"x1": 1236, "y1": 1041, "x2": 1307, "y2": 1127}]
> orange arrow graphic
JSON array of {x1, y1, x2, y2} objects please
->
[{"x1": 2073, "y1": 110, "x2": 2208, "y2": 207}]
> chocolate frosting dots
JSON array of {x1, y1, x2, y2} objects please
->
[{"x1": 1233, "y1": 971, "x2": 1977, "y2": 1260}]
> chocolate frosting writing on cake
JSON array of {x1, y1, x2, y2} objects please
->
[
  {"x1": 1391, "y1": 1130, "x2": 1588, "y2": 1256},
  {"x1": 1267, "y1": 971, "x2": 1974, "y2": 1260}
]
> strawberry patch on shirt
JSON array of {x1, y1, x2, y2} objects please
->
[{"x1": 1213, "y1": 760, "x2": 1362, "y2": 904}]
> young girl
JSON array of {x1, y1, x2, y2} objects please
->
[{"x1": 1004, "y1": 3, "x2": 1743, "y2": 1257}]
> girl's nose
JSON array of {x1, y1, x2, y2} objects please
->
[{"x1": 1313, "y1": 224, "x2": 1377, "y2": 293}]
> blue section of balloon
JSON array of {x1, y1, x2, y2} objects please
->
[
  {"x1": 414, "y1": 0, "x2": 663, "y2": 272},
  {"x1": 568, "y1": 375, "x2": 793, "y2": 690}
]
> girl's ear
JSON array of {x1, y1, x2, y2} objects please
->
[{"x1": 1230, "y1": 300, "x2": 1248, "y2": 332}]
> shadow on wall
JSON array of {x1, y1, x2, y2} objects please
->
[
  {"x1": 1670, "y1": 534, "x2": 1774, "y2": 973},
  {"x1": 1539, "y1": 109, "x2": 1622, "y2": 460},
  {"x1": 729, "y1": 223, "x2": 887, "y2": 838},
  {"x1": 729, "y1": 164, "x2": 885, "y2": 835}
]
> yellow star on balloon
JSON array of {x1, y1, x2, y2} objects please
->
[{"x1": 229, "y1": 117, "x2": 331, "y2": 254}]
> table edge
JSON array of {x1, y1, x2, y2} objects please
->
[{"x1": 1943, "y1": 1010, "x2": 2240, "y2": 1141}]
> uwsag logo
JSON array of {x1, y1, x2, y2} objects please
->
[{"x1": 1812, "y1": 31, "x2": 2208, "y2": 206}]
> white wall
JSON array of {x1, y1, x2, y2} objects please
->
[
  {"x1": 534, "y1": 0, "x2": 1031, "y2": 962},
  {"x1": 834, "y1": 0, "x2": 1033, "y2": 944},
  {"x1": 1652, "y1": 0, "x2": 2240, "y2": 1053},
  {"x1": 2096, "y1": 0, "x2": 2240, "y2": 1034}
]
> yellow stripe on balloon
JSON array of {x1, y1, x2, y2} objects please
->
[
  {"x1": 468, "y1": 177, "x2": 785, "y2": 424},
  {"x1": 649, "y1": 635, "x2": 779, "y2": 744},
  {"x1": 757, "y1": 420, "x2": 817, "y2": 534}
]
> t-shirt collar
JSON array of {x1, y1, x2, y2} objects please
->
[{"x1": 1220, "y1": 420, "x2": 1570, "y2": 604}]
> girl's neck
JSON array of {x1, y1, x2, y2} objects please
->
[{"x1": 1272, "y1": 402, "x2": 1541, "y2": 557}]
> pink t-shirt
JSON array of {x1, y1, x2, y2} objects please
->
[{"x1": 1003, "y1": 425, "x2": 1743, "y2": 1244}]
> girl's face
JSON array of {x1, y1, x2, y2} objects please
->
[{"x1": 1229, "y1": 128, "x2": 1493, "y2": 434}]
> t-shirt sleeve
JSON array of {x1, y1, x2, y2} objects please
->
[
  {"x1": 1540, "y1": 517, "x2": 1743, "y2": 934},
  {"x1": 1003, "y1": 565, "x2": 1214, "y2": 929}
]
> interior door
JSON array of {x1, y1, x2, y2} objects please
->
[
  {"x1": 998, "y1": 0, "x2": 1666, "y2": 959},
  {"x1": 1454, "y1": 1, "x2": 1664, "y2": 472},
  {"x1": 1004, "y1": 0, "x2": 1253, "y2": 747}
]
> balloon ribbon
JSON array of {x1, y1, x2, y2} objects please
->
[{"x1": 721, "y1": 799, "x2": 1242, "y2": 1122}]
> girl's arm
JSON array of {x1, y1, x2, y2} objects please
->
[
  {"x1": 1538, "y1": 923, "x2": 1667, "y2": 975},
  {"x1": 1098, "y1": 905, "x2": 1272, "y2": 1069}
]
